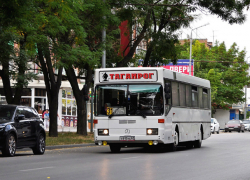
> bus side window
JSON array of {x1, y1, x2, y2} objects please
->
[
  {"x1": 179, "y1": 83, "x2": 186, "y2": 107},
  {"x1": 172, "y1": 81, "x2": 179, "y2": 106},
  {"x1": 186, "y1": 85, "x2": 192, "y2": 107},
  {"x1": 191, "y1": 86, "x2": 198, "y2": 107},
  {"x1": 203, "y1": 88, "x2": 209, "y2": 109},
  {"x1": 198, "y1": 87, "x2": 203, "y2": 109}
]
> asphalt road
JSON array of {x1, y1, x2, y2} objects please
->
[{"x1": 1, "y1": 131, "x2": 250, "y2": 180}]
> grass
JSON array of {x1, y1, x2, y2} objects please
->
[{"x1": 45, "y1": 132, "x2": 95, "y2": 146}]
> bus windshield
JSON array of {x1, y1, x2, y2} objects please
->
[{"x1": 95, "y1": 84, "x2": 163, "y2": 117}]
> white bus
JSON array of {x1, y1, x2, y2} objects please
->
[{"x1": 93, "y1": 67, "x2": 211, "y2": 152}]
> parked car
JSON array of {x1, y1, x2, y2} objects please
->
[
  {"x1": 225, "y1": 120, "x2": 245, "y2": 133},
  {"x1": 0, "y1": 105, "x2": 46, "y2": 157},
  {"x1": 242, "y1": 120, "x2": 250, "y2": 132},
  {"x1": 211, "y1": 118, "x2": 220, "y2": 134}
]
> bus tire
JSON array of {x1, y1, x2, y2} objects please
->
[
  {"x1": 168, "y1": 129, "x2": 179, "y2": 152},
  {"x1": 109, "y1": 144, "x2": 121, "y2": 153},
  {"x1": 194, "y1": 129, "x2": 202, "y2": 148}
]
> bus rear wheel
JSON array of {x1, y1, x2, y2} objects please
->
[
  {"x1": 194, "y1": 129, "x2": 202, "y2": 148},
  {"x1": 109, "y1": 144, "x2": 121, "y2": 153}
]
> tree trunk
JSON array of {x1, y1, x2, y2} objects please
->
[
  {"x1": 48, "y1": 89, "x2": 60, "y2": 137},
  {"x1": 64, "y1": 64, "x2": 93, "y2": 136},
  {"x1": 64, "y1": 67, "x2": 87, "y2": 135},
  {"x1": 76, "y1": 98, "x2": 87, "y2": 135},
  {"x1": 1, "y1": 38, "x2": 27, "y2": 105},
  {"x1": 143, "y1": 43, "x2": 153, "y2": 67},
  {"x1": 37, "y1": 43, "x2": 62, "y2": 137}
]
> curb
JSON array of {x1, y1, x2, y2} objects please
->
[
  {"x1": 15, "y1": 143, "x2": 97, "y2": 152},
  {"x1": 46, "y1": 143, "x2": 96, "y2": 150}
]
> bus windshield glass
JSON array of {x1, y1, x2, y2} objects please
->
[{"x1": 95, "y1": 84, "x2": 163, "y2": 116}]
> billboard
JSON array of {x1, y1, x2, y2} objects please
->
[
  {"x1": 138, "y1": 59, "x2": 194, "y2": 76},
  {"x1": 162, "y1": 59, "x2": 194, "y2": 76}
]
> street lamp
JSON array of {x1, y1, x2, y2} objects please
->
[{"x1": 189, "y1": 23, "x2": 209, "y2": 75}]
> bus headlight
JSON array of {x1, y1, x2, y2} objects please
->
[
  {"x1": 98, "y1": 129, "x2": 109, "y2": 135},
  {"x1": 146, "y1": 128, "x2": 158, "y2": 135}
]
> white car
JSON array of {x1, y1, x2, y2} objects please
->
[
  {"x1": 211, "y1": 118, "x2": 220, "y2": 134},
  {"x1": 242, "y1": 120, "x2": 250, "y2": 131}
]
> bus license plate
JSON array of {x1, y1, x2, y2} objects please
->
[{"x1": 119, "y1": 136, "x2": 135, "y2": 141}]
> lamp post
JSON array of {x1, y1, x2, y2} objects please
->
[{"x1": 189, "y1": 23, "x2": 209, "y2": 75}]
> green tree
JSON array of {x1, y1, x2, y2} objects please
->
[
  {"x1": 35, "y1": 0, "x2": 119, "y2": 136},
  {"x1": 0, "y1": 0, "x2": 38, "y2": 104},
  {"x1": 0, "y1": 0, "x2": 119, "y2": 136},
  {"x1": 180, "y1": 40, "x2": 250, "y2": 113},
  {"x1": 110, "y1": 0, "x2": 250, "y2": 67}
]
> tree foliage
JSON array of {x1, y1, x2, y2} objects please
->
[
  {"x1": 179, "y1": 40, "x2": 250, "y2": 113},
  {"x1": 0, "y1": 0, "x2": 119, "y2": 136},
  {"x1": 109, "y1": 0, "x2": 250, "y2": 67},
  {"x1": 0, "y1": 0, "x2": 38, "y2": 104}
]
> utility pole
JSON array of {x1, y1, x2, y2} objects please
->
[
  {"x1": 102, "y1": 25, "x2": 106, "y2": 68},
  {"x1": 102, "y1": 0, "x2": 106, "y2": 68},
  {"x1": 212, "y1": 30, "x2": 217, "y2": 46},
  {"x1": 245, "y1": 56, "x2": 250, "y2": 119},
  {"x1": 189, "y1": 23, "x2": 209, "y2": 75}
]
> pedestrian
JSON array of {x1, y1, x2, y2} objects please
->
[
  {"x1": 57, "y1": 113, "x2": 61, "y2": 127},
  {"x1": 42, "y1": 109, "x2": 46, "y2": 122},
  {"x1": 44, "y1": 109, "x2": 49, "y2": 130}
]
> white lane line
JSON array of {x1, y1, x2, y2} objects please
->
[
  {"x1": 121, "y1": 156, "x2": 139, "y2": 160},
  {"x1": 20, "y1": 167, "x2": 54, "y2": 172}
]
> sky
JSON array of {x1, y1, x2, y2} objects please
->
[{"x1": 180, "y1": 9, "x2": 250, "y2": 62}]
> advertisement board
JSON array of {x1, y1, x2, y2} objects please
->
[{"x1": 162, "y1": 59, "x2": 194, "y2": 76}]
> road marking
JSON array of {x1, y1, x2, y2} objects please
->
[
  {"x1": 121, "y1": 156, "x2": 139, "y2": 160},
  {"x1": 20, "y1": 167, "x2": 54, "y2": 172}
]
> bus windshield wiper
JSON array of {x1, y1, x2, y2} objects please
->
[
  {"x1": 139, "y1": 112, "x2": 146, "y2": 119},
  {"x1": 108, "y1": 107, "x2": 122, "y2": 119},
  {"x1": 108, "y1": 113, "x2": 115, "y2": 119}
]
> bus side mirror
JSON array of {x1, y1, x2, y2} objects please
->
[{"x1": 164, "y1": 83, "x2": 171, "y2": 93}]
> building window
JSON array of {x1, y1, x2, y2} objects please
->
[
  {"x1": 35, "y1": 88, "x2": 46, "y2": 96},
  {"x1": 62, "y1": 89, "x2": 77, "y2": 116}
]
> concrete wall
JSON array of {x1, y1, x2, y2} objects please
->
[{"x1": 213, "y1": 109, "x2": 230, "y2": 129}]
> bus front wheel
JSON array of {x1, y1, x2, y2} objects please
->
[
  {"x1": 109, "y1": 144, "x2": 121, "y2": 153},
  {"x1": 168, "y1": 130, "x2": 179, "y2": 152}
]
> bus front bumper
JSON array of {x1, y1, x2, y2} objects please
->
[{"x1": 94, "y1": 135, "x2": 165, "y2": 146}]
